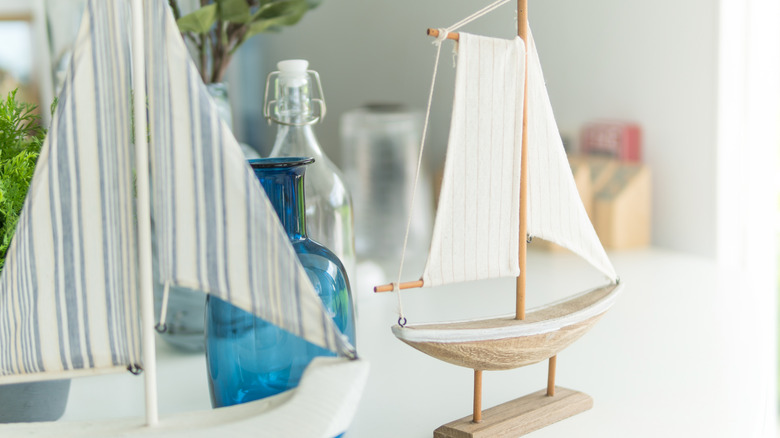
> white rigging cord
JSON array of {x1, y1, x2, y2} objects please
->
[
  {"x1": 392, "y1": 0, "x2": 514, "y2": 325},
  {"x1": 156, "y1": 283, "x2": 170, "y2": 332}
]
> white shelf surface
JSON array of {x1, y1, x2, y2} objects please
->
[{"x1": 60, "y1": 248, "x2": 776, "y2": 437}]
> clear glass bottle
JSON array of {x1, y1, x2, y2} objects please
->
[{"x1": 266, "y1": 60, "x2": 356, "y2": 282}]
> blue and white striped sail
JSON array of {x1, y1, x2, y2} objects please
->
[
  {"x1": 0, "y1": 0, "x2": 352, "y2": 384},
  {"x1": 144, "y1": 0, "x2": 352, "y2": 356},
  {"x1": 0, "y1": 1, "x2": 141, "y2": 382}
]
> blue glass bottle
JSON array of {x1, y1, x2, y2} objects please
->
[{"x1": 206, "y1": 156, "x2": 356, "y2": 409}]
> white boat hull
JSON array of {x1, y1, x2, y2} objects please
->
[
  {"x1": 0, "y1": 357, "x2": 368, "y2": 438},
  {"x1": 392, "y1": 283, "x2": 621, "y2": 371}
]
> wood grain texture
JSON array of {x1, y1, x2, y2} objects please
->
[
  {"x1": 434, "y1": 387, "x2": 593, "y2": 438},
  {"x1": 396, "y1": 284, "x2": 616, "y2": 370},
  {"x1": 400, "y1": 314, "x2": 604, "y2": 370}
]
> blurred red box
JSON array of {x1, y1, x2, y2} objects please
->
[{"x1": 580, "y1": 121, "x2": 641, "y2": 162}]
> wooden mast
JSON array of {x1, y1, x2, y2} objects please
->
[
  {"x1": 514, "y1": 0, "x2": 559, "y2": 397},
  {"x1": 515, "y1": 0, "x2": 559, "y2": 396},
  {"x1": 516, "y1": 0, "x2": 528, "y2": 321}
]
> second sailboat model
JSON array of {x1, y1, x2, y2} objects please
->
[{"x1": 375, "y1": 0, "x2": 623, "y2": 436}]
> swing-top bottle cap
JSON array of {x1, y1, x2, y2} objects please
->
[
  {"x1": 277, "y1": 59, "x2": 309, "y2": 74},
  {"x1": 276, "y1": 59, "x2": 309, "y2": 88},
  {"x1": 265, "y1": 59, "x2": 325, "y2": 124}
]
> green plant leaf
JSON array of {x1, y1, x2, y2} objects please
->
[
  {"x1": 246, "y1": 0, "x2": 307, "y2": 38},
  {"x1": 262, "y1": 0, "x2": 321, "y2": 9},
  {"x1": 218, "y1": 0, "x2": 252, "y2": 23},
  {"x1": 304, "y1": 0, "x2": 322, "y2": 10},
  {"x1": 0, "y1": 90, "x2": 44, "y2": 271},
  {"x1": 176, "y1": 4, "x2": 218, "y2": 34}
]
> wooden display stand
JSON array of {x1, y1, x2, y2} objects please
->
[{"x1": 434, "y1": 387, "x2": 593, "y2": 438}]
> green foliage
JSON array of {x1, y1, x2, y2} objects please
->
[
  {"x1": 170, "y1": 0, "x2": 322, "y2": 83},
  {"x1": 218, "y1": 0, "x2": 251, "y2": 24},
  {"x1": 0, "y1": 90, "x2": 45, "y2": 271},
  {"x1": 177, "y1": 3, "x2": 218, "y2": 33},
  {"x1": 244, "y1": 0, "x2": 309, "y2": 39}
]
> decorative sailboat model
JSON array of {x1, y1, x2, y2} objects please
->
[
  {"x1": 375, "y1": 0, "x2": 622, "y2": 436},
  {"x1": 0, "y1": 0, "x2": 367, "y2": 436}
]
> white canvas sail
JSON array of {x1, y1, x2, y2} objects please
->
[
  {"x1": 0, "y1": 1, "x2": 141, "y2": 382},
  {"x1": 525, "y1": 31, "x2": 617, "y2": 282},
  {"x1": 422, "y1": 31, "x2": 617, "y2": 287},
  {"x1": 422, "y1": 33, "x2": 524, "y2": 287},
  {"x1": 144, "y1": 0, "x2": 352, "y2": 356}
]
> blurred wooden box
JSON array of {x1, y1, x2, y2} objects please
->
[
  {"x1": 592, "y1": 162, "x2": 651, "y2": 249},
  {"x1": 532, "y1": 156, "x2": 651, "y2": 251}
]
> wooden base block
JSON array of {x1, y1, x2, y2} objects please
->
[{"x1": 433, "y1": 387, "x2": 593, "y2": 438}]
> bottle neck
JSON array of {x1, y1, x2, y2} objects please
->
[
  {"x1": 275, "y1": 80, "x2": 313, "y2": 123},
  {"x1": 269, "y1": 78, "x2": 324, "y2": 159},
  {"x1": 270, "y1": 124, "x2": 324, "y2": 159},
  {"x1": 253, "y1": 166, "x2": 308, "y2": 240}
]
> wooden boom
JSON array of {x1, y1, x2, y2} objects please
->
[
  {"x1": 426, "y1": 28, "x2": 459, "y2": 41},
  {"x1": 374, "y1": 280, "x2": 423, "y2": 293}
]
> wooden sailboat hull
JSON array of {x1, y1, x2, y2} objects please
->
[{"x1": 392, "y1": 283, "x2": 621, "y2": 371}]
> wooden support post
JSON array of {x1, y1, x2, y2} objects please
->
[
  {"x1": 473, "y1": 370, "x2": 483, "y2": 423},
  {"x1": 547, "y1": 356, "x2": 557, "y2": 396}
]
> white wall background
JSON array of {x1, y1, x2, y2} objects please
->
[{"x1": 255, "y1": 0, "x2": 725, "y2": 257}]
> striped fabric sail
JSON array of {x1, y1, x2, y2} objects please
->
[
  {"x1": 422, "y1": 33, "x2": 524, "y2": 287},
  {"x1": 422, "y1": 31, "x2": 617, "y2": 287},
  {"x1": 0, "y1": 1, "x2": 141, "y2": 382},
  {"x1": 144, "y1": 0, "x2": 352, "y2": 356},
  {"x1": 525, "y1": 31, "x2": 617, "y2": 282}
]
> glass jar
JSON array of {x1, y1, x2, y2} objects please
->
[
  {"x1": 206, "y1": 157, "x2": 356, "y2": 407},
  {"x1": 266, "y1": 60, "x2": 356, "y2": 284},
  {"x1": 340, "y1": 104, "x2": 432, "y2": 267}
]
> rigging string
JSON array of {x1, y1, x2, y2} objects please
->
[
  {"x1": 392, "y1": 0, "x2": 513, "y2": 325},
  {"x1": 155, "y1": 282, "x2": 170, "y2": 333}
]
